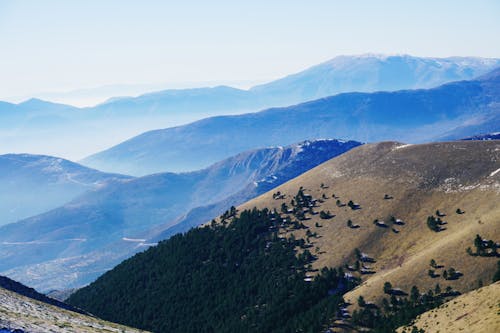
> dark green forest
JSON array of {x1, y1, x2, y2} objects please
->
[
  {"x1": 352, "y1": 284, "x2": 449, "y2": 333},
  {"x1": 68, "y1": 208, "x2": 356, "y2": 333}
]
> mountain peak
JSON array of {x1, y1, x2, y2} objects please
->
[{"x1": 18, "y1": 98, "x2": 54, "y2": 106}]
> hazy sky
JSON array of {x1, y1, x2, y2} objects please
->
[{"x1": 1, "y1": 0, "x2": 499, "y2": 104}]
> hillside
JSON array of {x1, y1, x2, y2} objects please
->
[
  {"x1": 0, "y1": 285, "x2": 148, "y2": 333},
  {"x1": 82, "y1": 67, "x2": 500, "y2": 175},
  {"x1": 67, "y1": 140, "x2": 500, "y2": 332},
  {"x1": 68, "y1": 208, "x2": 356, "y2": 333},
  {"x1": 0, "y1": 154, "x2": 131, "y2": 225},
  {"x1": 0, "y1": 139, "x2": 360, "y2": 291},
  {"x1": 0, "y1": 275, "x2": 83, "y2": 314},
  {"x1": 397, "y1": 281, "x2": 500, "y2": 333},
  {"x1": 237, "y1": 140, "x2": 500, "y2": 320}
]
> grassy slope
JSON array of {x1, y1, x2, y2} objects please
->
[
  {"x1": 397, "y1": 281, "x2": 500, "y2": 333},
  {"x1": 238, "y1": 141, "x2": 500, "y2": 311},
  {"x1": 0, "y1": 287, "x2": 148, "y2": 333}
]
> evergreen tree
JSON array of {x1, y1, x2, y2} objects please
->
[
  {"x1": 383, "y1": 281, "x2": 393, "y2": 294},
  {"x1": 410, "y1": 286, "x2": 419, "y2": 303},
  {"x1": 434, "y1": 284, "x2": 441, "y2": 295},
  {"x1": 493, "y1": 261, "x2": 500, "y2": 282}
]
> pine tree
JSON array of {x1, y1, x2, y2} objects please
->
[
  {"x1": 434, "y1": 284, "x2": 441, "y2": 295},
  {"x1": 493, "y1": 261, "x2": 500, "y2": 282},
  {"x1": 383, "y1": 281, "x2": 393, "y2": 294},
  {"x1": 430, "y1": 259, "x2": 436, "y2": 268},
  {"x1": 410, "y1": 286, "x2": 419, "y2": 303}
]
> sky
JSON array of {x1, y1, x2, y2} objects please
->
[{"x1": 1, "y1": 0, "x2": 499, "y2": 106}]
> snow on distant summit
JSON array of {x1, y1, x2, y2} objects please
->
[{"x1": 251, "y1": 54, "x2": 500, "y2": 104}]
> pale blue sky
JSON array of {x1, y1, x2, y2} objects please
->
[{"x1": 1, "y1": 0, "x2": 499, "y2": 104}]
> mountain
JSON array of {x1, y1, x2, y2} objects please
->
[
  {"x1": 68, "y1": 208, "x2": 356, "y2": 333},
  {"x1": 96, "y1": 55, "x2": 500, "y2": 116},
  {"x1": 0, "y1": 139, "x2": 361, "y2": 291},
  {"x1": 237, "y1": 140, "x2": 500, "y2": 327},
  {"x1": 462, "y1": 132, "x2": 500, "y2": 141},
  {"x1": 82, "y1": 66, "x2": 500, "y2": 175},
  {"x1": 0, "y1": 154, "x2": 131, "y2": 226},
  {"x1": 397, "y1": 281, "x2": 500, "y2": 333},
  {"x1": 2, "y1": 55, "x2": 499, "y2": 162},
  {"x1": 0, "y1": 276, "x2": 148, "y2": 333},
  {"x1": 0, "y1": 98, "x2": 78, "y2": 123},
  {"x1": 67, "y1": 140, "x2": 500, "y2": 333},
  {"x1": 250, "y1": 54, "x2": 500, "y2": 104}
]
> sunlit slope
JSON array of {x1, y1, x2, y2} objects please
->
[
  {"x1": 397, "y1": 281, "x2": 500, "y2": 333},
  {"x1": 239, "y1": 141, "x2": 500, "y2": 306}
]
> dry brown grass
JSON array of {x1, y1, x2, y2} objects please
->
[
  {"x1": 238, "y1": 141, "x2": 500, "y2": 311},
  {"x1": 397, "y1": 281, "x2": 500, "y2": 333}
]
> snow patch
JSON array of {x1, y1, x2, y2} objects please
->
[
  {"x1": 489, "y1": 168, "x2": 500, "y2": 177},
  {"x1": 394, "y1": 144, "x2": 413, "y2": 150},
  {"x1": 136, "y1": 242, "x2": 158, "y2": 247},
  {"x1": 122, "y1": 237, "x2": 146, "y2": 242}
]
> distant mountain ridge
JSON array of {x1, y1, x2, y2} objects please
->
[
  {"x1": 99, "y1": 55, "x2": 500, "y2": 112},
  {"x1": 82, "y1": 66, "x2": 500, "y2": 175},
  {"x1": 0, "y1": 139, "x2": 361, "y2": 291},
  {"x1": 462, "y1": 132, "x2": 500, "y2": 140},
  {"x1": 1, "y1": 54, "x2": 499, "y2": 161},
  {"x1": 0, "y1": 154, "x2": 131, "y2": 225},
  {"x1": 250, "y1": 54, "x2": 500, "y2": 104}
]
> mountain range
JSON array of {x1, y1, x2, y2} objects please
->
[
  {"x1": 0, "y1": 139, "x2": 361, "y2": 291},
  {"x1": 0, "y1": 154, "x2": 131, "y2": 226},
  {"x1": 462, "y1": 132, "x2": 500, "y2": 141},
  {"x1": 82, "y1": 67, "x2": 500, "y2": 175},
  {"x1": 1, "y1": 55, "x2": 499, "y2": 161},
  {"x1": 0, "y1": 54, "x2": 499, "y2": 332}
]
